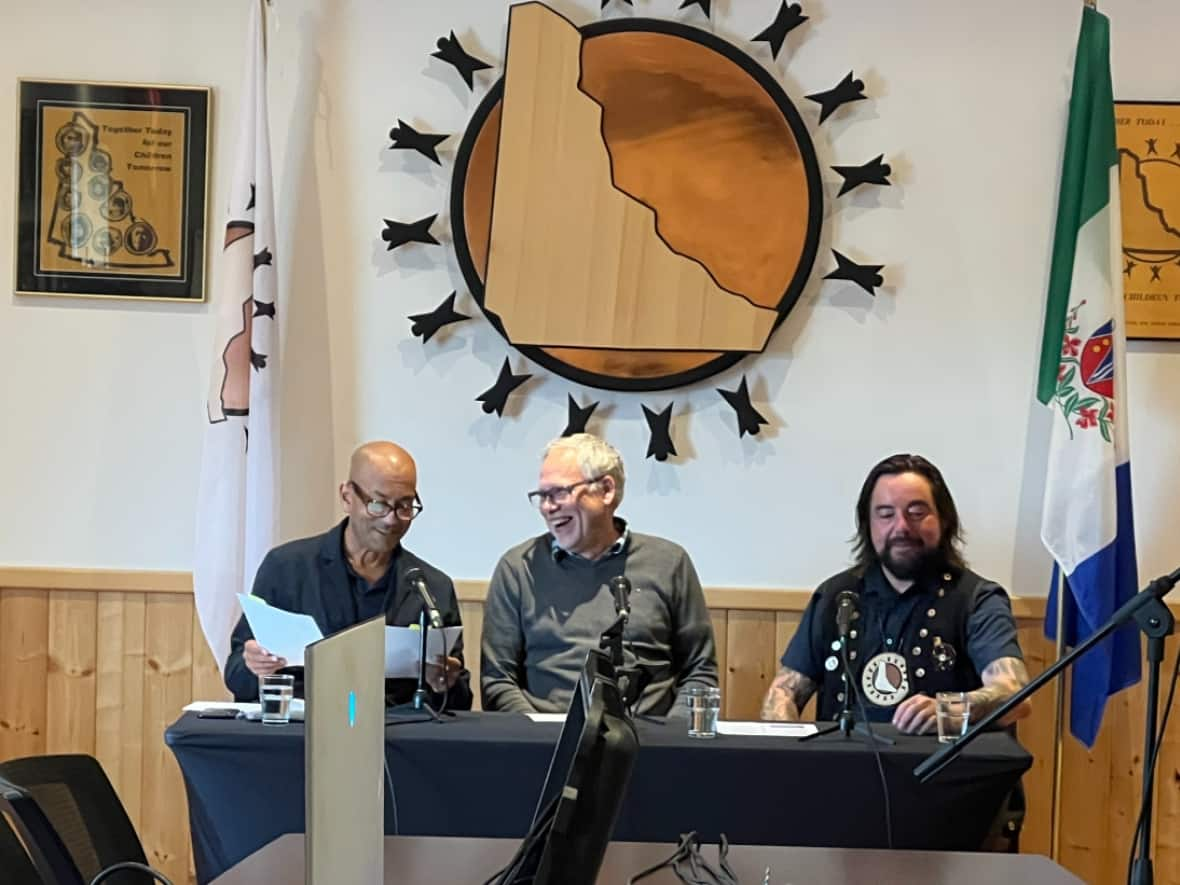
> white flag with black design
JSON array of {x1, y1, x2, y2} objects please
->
[{"x1": 194, "y1": 0, "x2": 279, "y2": 672}]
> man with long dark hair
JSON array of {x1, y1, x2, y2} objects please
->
[{"x1": 762, "y1": 454, "x2": 1029, "y2": 734}]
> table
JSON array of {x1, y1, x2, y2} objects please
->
[
  {"x1": 167, "y1": 711, "x2": 1031, "y2": 884},
  {"x1": 212, "y1": 834, "x2": 1081, "y2": 885}
]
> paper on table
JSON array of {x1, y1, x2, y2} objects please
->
[
  {"x1": 183, "y1": 701, "x2": 260, "y2": 715},
  {"x1": 237, "y1": 594, "x2": 323, "y2": 666},
  {"x1": 182, "y1": 700, "x2": 305, "y2": 721},
  {"x1": 525, "y1": 713, "x2": 567, "y2": 723},
  {"x1": 383, "y1": 625, "x2": 463, "y2": 679},
  {"x1": 715, "y1": 721, "x2": 819, "y2": 737}
]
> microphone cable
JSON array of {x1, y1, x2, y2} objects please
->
[{"x1": 841, "y1": 637, "x2": 895, "y2": 849}]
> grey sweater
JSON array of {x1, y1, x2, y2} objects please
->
[{"x1": 480, "y1": 529, "x2": 719, "y2": 714}]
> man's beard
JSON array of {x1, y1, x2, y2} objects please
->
[{"x1": 879, "y1": 538, "x2": 941, "y2": 581}]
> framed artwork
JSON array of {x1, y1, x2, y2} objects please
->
[
  {"x1": 14, "y1": 79, "x2": 210, "y2": 302},
  {"x1": 1115, "y1": 100, "x2": 1180, "y2": 340}
]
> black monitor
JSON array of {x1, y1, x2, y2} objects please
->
[{"x1": 488, "y1": 649, "x2": 639, "y2": 885}]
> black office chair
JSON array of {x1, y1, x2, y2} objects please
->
[
  {"x1": 0, "y1": 799, "x2": 44, "y2": 885},
  {"x1": 0, "y1": 755, "x2": 171, "y2": 885}
]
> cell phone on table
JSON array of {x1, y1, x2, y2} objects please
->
[{"x1": 197, "y1": 707, "x2": 242, "y2": 719}]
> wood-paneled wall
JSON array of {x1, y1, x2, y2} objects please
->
[{"x1": 0, "y1": 568, "x2": 1175, "y2": 885}]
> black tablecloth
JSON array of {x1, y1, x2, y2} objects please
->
[{"x1": 165, "y1": 712, "x2": 1031, "y2": 884}]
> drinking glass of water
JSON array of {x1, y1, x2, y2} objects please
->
[
  {"x1": 259, "y1": 673, "x2": 295, "y2": 725},
  {"x1": 685, "y1": 685, "x2": 722, "y2": 739},
  {"x1": 935, "y1": 691, "x2": 971, "y2": 743}
]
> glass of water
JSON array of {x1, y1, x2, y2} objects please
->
[
  {"x1": 685, "y1": 685, "x2": 722, "y2": 739},
  {"x1": 259, "y1": 673, "x2": 295, "y2": 726},
  {"x1": 935, "y1": 691, "x2": 972, "y2": 743}
]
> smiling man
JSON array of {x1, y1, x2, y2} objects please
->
[
  {"x1": 480, "y1": 433, "x2": 718, "y2": 715},
  {"x1": 223, "y1": 441, "x2": 472, "y2": 709},
  {"x1": 761, "y1": 453, "x2": 1029, "y2": 734}
]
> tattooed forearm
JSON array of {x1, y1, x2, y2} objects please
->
[
  {"x1": 966, "y1": 656, "x2": 1031, "y2": 724},
  {"x1": 761, "y1": 667, "x2": 817, "y2": 721}
]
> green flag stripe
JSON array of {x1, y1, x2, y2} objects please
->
[{"x1": 1037, "y1": 7, "x2": 1118, "y2": 405}]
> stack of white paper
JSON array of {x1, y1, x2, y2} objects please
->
[{"x1": 237, "y1": 594, "x2": 462, "y2": 678}]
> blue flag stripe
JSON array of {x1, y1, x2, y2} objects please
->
[{"x1": 1044, "y1": 462, "x2": 1141, "y2": 746}]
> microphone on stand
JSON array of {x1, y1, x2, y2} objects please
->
[
  {"x1": 405, "y1": 567, "x2": 444, "y2": 629},
  {"x1": 835, "y1": 590, "x2": 858, "y2": 641},
  {"x1": 609, "y1": 576, "x2": 632, "y2": 621}
]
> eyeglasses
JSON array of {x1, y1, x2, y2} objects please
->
[
  {"x1": 526, "y1": 476, "x2": 604, "y2": 509},
  {"x1": 349, "y1": 480, "x2": 424, "y2": 520}
]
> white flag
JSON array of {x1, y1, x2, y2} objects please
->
[{"x1": 194, "y1": 0, "x2": 279, "y2": 672}]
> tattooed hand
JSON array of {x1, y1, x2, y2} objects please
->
[
  {"x1": 967, "y1": 656, "x2": 1031, "y2": 724},
  {"x1": 761, "y1": 666, "x2": 817, "y2": 721}
]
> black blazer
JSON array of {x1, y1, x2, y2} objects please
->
[{"x1": 223, "y1": 519, "x2": 473, "y2": 709}]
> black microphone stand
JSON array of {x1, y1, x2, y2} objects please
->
[
  {"x1": 801, "y1": 635, "x2": 893, "y2": 745},
  {"x1": 412, "y1": 607, "x2": 431, "y2": 711},
  {"x1": 914, "y1": 566, "x2": 1179, "y2": 885}
]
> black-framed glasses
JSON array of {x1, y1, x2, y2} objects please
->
[
  {"x1": 349, "y1": 480, "x2": 423, "y2": 520},
  {"x1": 526, "y1": 476, "x2": 605, "y2": 509}
]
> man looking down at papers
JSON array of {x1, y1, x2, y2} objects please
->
[{"x1": 224, "y1": 441, "x2": 472, "y2": 708}]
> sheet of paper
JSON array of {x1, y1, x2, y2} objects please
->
[
  {"x1": 237, "y1": 593, "x2": 323, "y2": 666},
  {"x1": 184, "y1": 700, "x2": 306, "y2": 721},
  {"x1": 183, "y1": 701, "x2": 260, "y2": 715},
  {"x1": 383, "y1": 625, "x2": 463, "y2": 679},
  {"x1": 715, "y1": 721, "x2": 818, "y2": 738},
  {"x1": 526, "y1": 713, "x2": 567, "y2": 723}
]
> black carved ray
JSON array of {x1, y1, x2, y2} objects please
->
[
  {"x1": 824, "y1": 250, "x2": 885, "y2": 296},
  {"x1": 381, "y1": 215, "x2": 439, "y2": 251},
  {"x1": 678, "y1": 0, "x2": 712, "y2": 17},
  {"x1": 833, "y1": 155, "x2": 892, "y2": 197},
  {"x1": 752, "y1": 2, "x2": 808, "y2": 60},
  {"x1": 431, "y1": 31, "x2": 492, "y2": 90},
  {"x1": 717, "y1": 377, "x2": 769, "y2": 438},
  {"x1": 388, "y1": 119, "x2": 449, "y2": 165},
  {"x1": 409, "y1": 291, "x2": 469, "y2": 343},
  {"x1": 476, "y1": 358, "x2": 532, "y2": 417},
  {"x1": 562, "y1": 395, "x2": 599, "y2": 437},
  {"x1": 806, "y1": 72, "x2": 867, "y2": 124},
  {"x1": 643, "y1": 404, "x2": 677, "y2": 462}
]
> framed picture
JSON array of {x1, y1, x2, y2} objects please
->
[
  {"x1": 1115, "y1": 100, "x2": 1180, "y2": 340},
  {"x1": 14, "y1": 79, "x2": 210, "y2": 302}
]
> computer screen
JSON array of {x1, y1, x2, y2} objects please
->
[{"x1": 490, "y1": 649, "x2": 639, "y2": 885}]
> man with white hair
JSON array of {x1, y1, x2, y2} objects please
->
[{"x1": 480, "y1": 433, "x2": 718, "y2": 714}]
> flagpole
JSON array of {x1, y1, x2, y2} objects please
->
[{"x1": 1050, "y1": 568, "x2": 1067, "y2": 862}]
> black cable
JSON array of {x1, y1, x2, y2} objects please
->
[
  {"x1": 90, "y1": 861, "x2": 174, "y2": 885},
  {"x1": 842, "y1": 640, "x2": 894, "y2": 850},
  {"x1": 1126, "y1": 647, "x2": 1180, "y2": 884},
  {"x1": 481, "y1": 795, "x2": 559, "y2": 885},
  {"x1": 383, "y1": 749, "x2": 399, "y2": 837}
]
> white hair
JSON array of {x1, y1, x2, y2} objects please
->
[{"x1": 542, "y1": 433, "x2": 625, "y2": 506}]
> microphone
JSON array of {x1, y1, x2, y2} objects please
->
[
  {"x1": 835, "y1": 590, "x2": 858, "y2": 642},
  {"x1": 405, "y1": 567, "x2": 444, "y2": 629},
  {"x1": 609, "y1": 576, "x2": 632, "y2": 620}
]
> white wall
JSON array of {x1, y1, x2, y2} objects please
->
[{"x1": 1, "y1": 0, "x2": 1177, "y2": 596}]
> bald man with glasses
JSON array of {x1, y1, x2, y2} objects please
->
[
  {"x1": 223, "y1": 441, "x2": 472, "y2": 709},
  {"x1": 480, "y1": 433, "x2": 718, "y2": 715}
]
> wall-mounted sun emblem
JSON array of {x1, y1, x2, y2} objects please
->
[{"x1": 382, "y1": 0, "x2": 891, "y2": 461}]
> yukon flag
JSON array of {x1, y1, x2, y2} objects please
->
[
  {"x1": 194, "y1": 0, "x2": 279, "y2": 671},
  {"x1": 1038, "y1": 6, "x2": 1140, "y2": 748}
]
